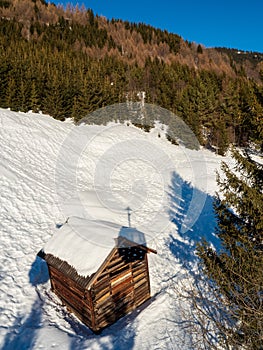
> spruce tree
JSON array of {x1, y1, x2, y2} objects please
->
[
  {"x1": 197, "y1": 149, "x2": 263, "y2": 349},
  {"x1": 29, "y1": 79, "x2": 40, "y2": 113}
]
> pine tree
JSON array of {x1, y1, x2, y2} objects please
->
[
  {"x1": 29, "y1": 79, "x2": 40, "y2": 113},
  {"x1": 197, "y1": 44, "x2": 203, "y2": 54},
  {"x1": 6, "y1": 76, "x2": 19, "y2": 110},
  {"x1": 197, "y1": 149, "x2": 263, "y2": 349},
  {"x1": 214, "y1": 118, "x2": 229, "y2": 155},
  {"x1": 43, "y1": 75, "x2": 66, "y2": 121},
  {"x1": 71, "y1": 94, "x2": 83, "y2": 122},
  {"x1": 18, "y1": 78, "x2": 30, "y2": 112}
]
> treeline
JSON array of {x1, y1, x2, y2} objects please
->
[
  {"x1": 216, "y1": 47, "x2": 263, "y2": 66},
  {"x1": 121, "y1": 20, "x2": 181, "y2": 55},
  {"x1": 0, "y1": 1, "x2": 263, "y2": 154}
]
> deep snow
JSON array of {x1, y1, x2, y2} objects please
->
[
  {"x1": 44, "y1": 215, "x2": 155, "y2": 278},
  {"x1": 0, "y1": 108, "x2": 228, "y2": 349}
]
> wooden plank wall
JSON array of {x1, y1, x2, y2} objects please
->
[
  {"x1": 45, "y1": 254, "x2": 90, "y2": 289},
  {"x1": 49, "y1": 265, "x2": 95, "y2": 330},
  {"x1": 91, "y1": 247, "x2": 151, "y2": 331},
  {"x1": 47, "y1": 246, "x2": 152, "y2": 333}
]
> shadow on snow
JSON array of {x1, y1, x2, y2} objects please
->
[
  {"x1": 168, "y1": 171, "x2": 220, "y2": 274},
  {"x1": 2, "y1": 256, "x2": 49, "y2": 350},
  {"x1": 69, "y1": 293, "x2": 158, "y2": 350}
]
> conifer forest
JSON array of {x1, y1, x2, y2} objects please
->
[{"x1": 0, "y1": 0, "x2": 263, "y2": 155}]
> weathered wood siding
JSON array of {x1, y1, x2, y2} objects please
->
[
  {"x1": 45, "y1": 245, "x2": 153, "y2": 333},
  {"x1": 48, "y1": 265, "x2": 95, "y2": 330},
  {"x1": 90, "y1": 246, "x2": 151, "y2": 331}
]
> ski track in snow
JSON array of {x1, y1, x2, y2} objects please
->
[{"x1": 0, "y1": 108, "x2": 225, "y2": 349}]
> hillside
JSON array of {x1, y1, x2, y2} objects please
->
[
  {"x1": 0, "y1": 107, "x2": 228, "y2": 349},
  {"x1": 1, "y1": 0, "x2": 263, "y2": 75},
  {"x1": 0, "y1": 0, "x2": 263, "y2": 154}
]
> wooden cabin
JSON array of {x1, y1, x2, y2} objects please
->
[{"x1": 39, "y1": 216, "x2": 156, "y2": 333}]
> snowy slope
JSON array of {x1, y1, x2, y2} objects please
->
[{"x1": 0, "y1": 108, "x2": 226, "y2": 350}]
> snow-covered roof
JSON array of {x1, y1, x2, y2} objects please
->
[{"x1": 44, "y1": 216, "x2": 150, "y2": 278}]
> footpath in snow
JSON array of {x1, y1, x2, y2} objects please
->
[{"x1": 0, "y1": 108, "x2": 226, "y2": 349}]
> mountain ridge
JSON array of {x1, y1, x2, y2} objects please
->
[{"x1": 1, "y1": 0, "x2": 262, "y2": 81}]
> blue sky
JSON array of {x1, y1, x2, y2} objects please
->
[{"x1": 50, "y1": 0, "x2": 263, "y2": 53}]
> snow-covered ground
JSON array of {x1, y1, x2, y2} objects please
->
[{"x1": 0, "y1": 108, "x2": 227, "y2": 349}]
